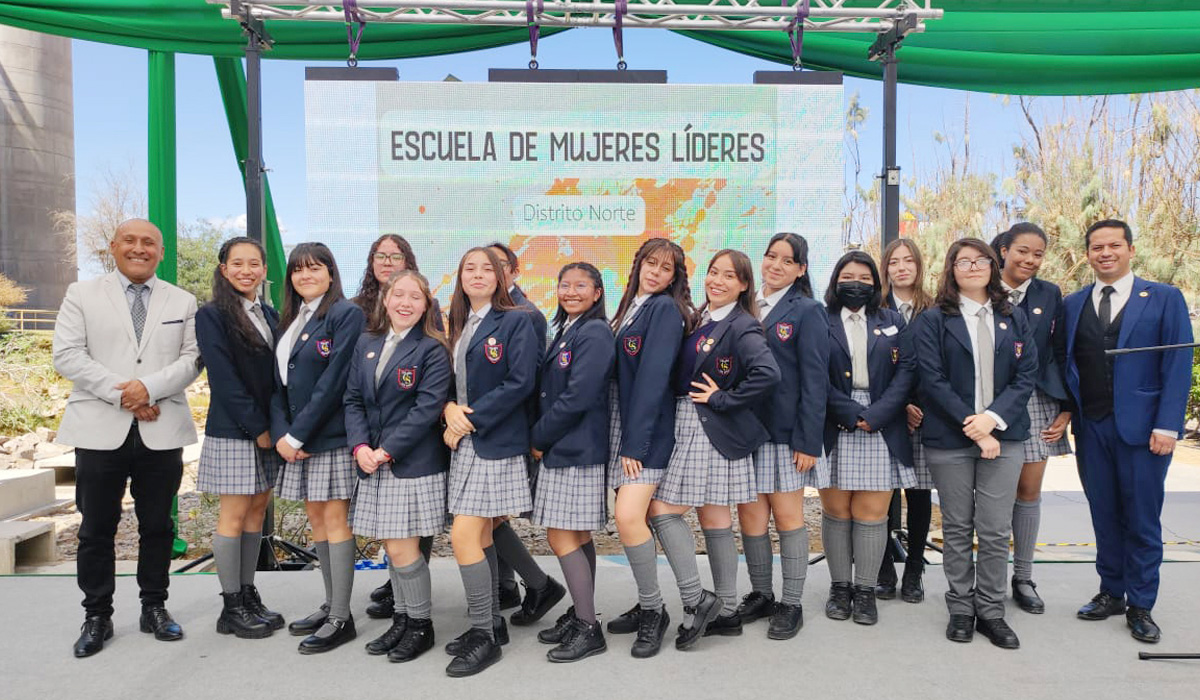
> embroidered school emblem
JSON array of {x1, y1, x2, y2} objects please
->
[
  {"x1": 484, "y1": 338, "x2": 504, "y2": 364},
  {"x1": 1014, "y1": 341, "x2": 1024, "y2": 359},
  {"x1": 716, "y1": 356, "x2": 733, "y2": 376},
  {"x1": 397, "y1": 367, "x2": 416, "y2": 390},
  {"x1": 624, "y1": 335, "x2": 642, "y2": 356},
  {"x1": 558, "y1": 350, "x2": 572, "y2": 368},
  {"x1": 315, "y1": 338, "x2": 332, "y2": 358},
  {"x1": 775, "y1": 322, "x2": 794, "y2": 341},
  {"x1": 890, "y1": 346, "x2": 900, "y2": 365}
]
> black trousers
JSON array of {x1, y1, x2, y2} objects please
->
[{"x1": 75, "y1": 424, "x2": 183, "y2": 617}]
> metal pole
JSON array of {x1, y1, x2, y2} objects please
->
[
  {"x1": 880, "y1": 43, "x2": 899, "y2": 248},
  {"x1": 245, "y1": 31, "x2": 265, "y2": 244},
  {"x1": 148, "y1": 50, "x2": 178, "y2": 281}
]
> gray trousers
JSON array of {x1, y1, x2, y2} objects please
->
[{"x1": 925, "y1": 441, "x2": 1022, "y2": 620}]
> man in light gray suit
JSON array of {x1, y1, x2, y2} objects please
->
[{"x1": 53, "y1": 219, "x2": 201, "y2": 657}]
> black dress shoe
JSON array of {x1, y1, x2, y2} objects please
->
[
  {"x1": 216, "y1": 591, "x2": 272, "y2": 639},
  {"x1": 1012, "y1": 578, "x2": 1045, "y2": 615},
  {"x1": 140, "y1": 606, "x2": 184, "y2": 641},
  {"x1": 606, "y1": 603, "x2": 641, "y2": 634},
  {"x1": 288, "y1": 603, "x2": 329, "y2": 636},
  {"x1": 674, "y1": 590, "x2": 721, "y2": 651},
  {"x1": 874, "y1": 581, "x2": 897, "y2": 600},
  {"x1": 767, "y1": 602, "x2": 804, "y2": 640},
  {"x1": 946, "y1": 614, "x2": 975, "y2": 643},
  {"x1": 975, "y1": 617, "x2": 1020, "y2": 649},
  {"x1": 242, "y1": 585, "x2": 285, "y2": 631},
  {"x1": 445, "y1": 628, "x2": 502, "y2": 678},
  {"x1": 1078, "y1": 591, "x2": 1126, "y2": 620},
  {"x1": 900, "y1": 568, "x2": 925, "y2": 604},
  {"x1": 445, "y1": 617, "x2": 508, "y2": 655},
  {"x1": 630, "y1": 606, "x2": 669, "y2": 659},
  {"x1": 735, "y1": 591, "x2": 775, "y2": 623},
  {"x1": 548, "y1": 618, "x2": 607, "y2": 663},
  {"x1": 1126, "y1": 607, "x2": 1161, "y2": 644},
  {"x1": 537, "y1": 606, "x2": 577, "y2": 644},
  {"x1": 365, "y1": 613, "x2": 408, "y2": 655},
  {"x1": 825, "y1": 582, "x2": 853, "y2": 621},
  {"x1": 298, "y1": 615, "x2": 357, "y2": 655},
  {"x1": 852, "y1": 585, "x2": 878, "y2": 625},
  {"x1": 389, "y1": 617, "x2": 435, "y2": 662},
  {"x1": 366, "y1": 594, "x2": 395, "y2": 619},
  {"x1": 510, "y1": 577, "x2": 566, "y2": 626},
  {"x1": 703, "y1": 612, "x2": 744, "y2": 637},
  {"x1": 369, "y1": 579, "x2": 393, "y2": 603},
  {"x1": 73, "y1": 615, "x2": 113, "y2": 658},
  {"x1": 498, "y1": 579, "x2": 522, "y2": 611}
]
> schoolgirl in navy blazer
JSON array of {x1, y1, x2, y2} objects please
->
[
  {"x1": 198, "y1": 293, "x2": 278, "y2": 441},
  {"x1": 532, "y1": 317, "x2": 615, "y2": 468},
  {"x1": 613, "y1": 293, "x2": 685, "y2": 469},
  {"x1": 756, "y1": 280, "x2": 829, "y2": 459}
]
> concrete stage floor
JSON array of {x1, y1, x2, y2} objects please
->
[{"x1": 3, "y1": 559, "x2": 1198, "y2": 700}]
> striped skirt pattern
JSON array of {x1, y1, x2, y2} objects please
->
[
  {"x1": 447, "y1": 436, "x2": 533, "y2": 517},
  {"x1": 827, "y1": 390, "x2": 916, "y2": 492},
  {"x1": 1023, "y1": 389, "x2": 1072, "y2": 462},
  {"x1": 752, "y1": 441, "x2": 830, "y2": 493},
  {"x1": 532, "y1": 463, "x2": 608, "y2": 531},
  {"x1": 198, "y1": 436, "x2": 281, "y2": 495},
  {"x1": 275, "y1": 447, "x2": 357, "y2": 502},
  {"x1": 657, "y1": 399, "x2": 757, "y2": 507},
  {"x1": 352, "y1": 471, "x2": 448, "y2": 540}
]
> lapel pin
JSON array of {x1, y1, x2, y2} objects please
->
[
  {"x1": 844, "y1": 370, "x2": 852, "y2": 378},
  {"x1": 367, "y1": 351, "x2": 376, "y2": 359},
  {"x1": 1139, "y1": 290, "x2": 1149, "y2": 297},
  {"x1": 300, "y1": 333, "x2": 309, "y2": 341},
  {"x1": 487, "y1": 337, "x2": 497, "y2": 344},
  {"x1": 873, "y1": 328, "x2": 882, "y2": 336},
  {"x1": 999, "y1": 322, "x2": 1008, "y2": 330},
  {"x1": 559, "y1": 341, "x2": 566, "y2": 348},
  {"x1": 1033, "y1": 307, "x2": 1043, "y2": 315}
]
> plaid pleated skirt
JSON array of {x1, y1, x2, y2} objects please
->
[
  {"x1": 753, "y1": 441, "x2": 830, "y2": 493},
  {"x1": 910, "y1": 427, "x2": 936, "y2": 490},
  {"x1": 447, "y1": 436, "x2": 533, "y2": 517},
  {"x1": 352, "y1": 470, "x2": 447, "y2": 540},
  {"x1": 197, "y1": 436, "x2": 281, "y2": 495},
  {"x1": 532, "y1": 462, "x2": 607, "y2": 531},
  {"x1": 827, "y1": 390, "x2": 916, "y2": 492},
  {"x1": 1023, "y1": 389, "x2": 1072, "y2": 462},
  {"x1": 607, "y1": 382, "x2": 665, "y2": 488},
  {"x1": 657, "y1": 399, "x2": 757, "y2": 507},
  {"x1": 275, "y1": 447, "x2": 357, "y2": 502}
]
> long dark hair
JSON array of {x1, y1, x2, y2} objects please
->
[
  {"x1": 611, "y1": 238, "x2": 693, "y2": 330},
  {"x1": 824, "y1": 250, "x2": 883, "y2": 315},
  {"x1": 447, "y1": 247, "x2": 518, "y2": 346},
  {"x1": 210, "y1": 236, "x2": 271, "y2": 353},
  {"x1": 368, "y1": 269, "x2": 448, "y2": 350},
  {"x1": 764, "y1": 232, "x2": 813, "y2": 298},
  {"x1": 278, "y1": 242, "x2": 345, "y2": 336},
  {"x1": 991, "y1": 222, "x2": 1049, "y2": 270},
  {"x1": 354, "y1": 234, "x2": 419, "y2": 328},
  {"x1": 936, "y1": 238, "x2": 1012, "y2": 316},
  {"x1": 881, "y1": 238, "x2": 933, "y2": 314},
  {"x1": 694, "y1": 250, "x2": 756, "y2": 330},
  {"x1": 550, "y1": 262, "x2": 608, "y2": 332}
]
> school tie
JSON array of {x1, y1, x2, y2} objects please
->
[
  {"x1": 249, "y1": 303, "x2": 271, "y2": 344},
  {"x1": 899, "y1": 302, "x2": 912, "y2": 324},
  {"x1": 976, "y1": 307, "x2": 994, "y2": 411},
  {"x1": 375, "y1": 333, "x2": 399, "y2": 386},
  {"x1": 455, "y1": 314, "x2": 480, "y2": 402},
  {"x1": 129, "y1": 283, "x2": 147, "y2": 344},
  {"x1": 1099, "y1": 285, "x2": 1115, "y2": 331},
  {"x1": 1008, "y1": 288, "x2": 1023, "y2": 306},
  {"x1": 848, "y1": 312, "x2": 869, "y2": 390},
  {"x1": 289, "y1": 306, "x2": 311, "y2": 357}
]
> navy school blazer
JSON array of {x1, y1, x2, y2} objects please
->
[
  {"x1": 1017, "y1": 277, "x2": 1068, "y2": 403},
  {"x1": 685, "y1": 305, "x2": 780, "y2": 460},
  {"x1": 912, "y1": 303, "x2": 1038, "y2": 450},
  {"x1": 452, "y1": 306, "x2": 541, "y2": 459},
  {"x1": 344, "y1": 327, "x2": 451, "y2": 479},
  {"x1": 270, "y1": 299, "x2": 366, "y2": 453},
  {"x1": 824, "y1": 307, "x2": 915, "y2": 465},
  {"x1": 510, "y1": 285, "x2": 549, "y2": 345},
  {"x1": 196, "y1": 300, "x2": 279, "y2": 440},
  {"x1": 532, "y1": 318, "x2": 615, "y2": 468},
  {"x1": 614, "y1": 293, "x2": 685, "y2": 469},
  {"x1": 753, "y1": 284, "x2": 829, "y2": 457}
]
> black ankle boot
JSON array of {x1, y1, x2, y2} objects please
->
[
  {"x1": 389, "y1": 617, "x2": 435, "y2": 662},
  {"x1": 365, "y1": 613, "x2": 408, "y2": 655},
  {"x1": 547, "y1": 618, "x2": 607, "y2": 663},
  {"x1": 537, "y1": 606, "x2": 577, "y2": 644},
  {"x1": 216, "y1": 591, "x2": 273, "y2": 639}
]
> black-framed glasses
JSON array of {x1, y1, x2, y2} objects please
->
[
  {"x1": 373, "y1": 252, "x2": 405, "y2": 263},
  {"x1": 953, "y1": 257, "x2": 992, "y2": 272}
]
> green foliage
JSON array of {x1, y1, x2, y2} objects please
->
[
  {"x1": 0, "y1": 273, "x2": 29, "y2": 337},
  {"x1": 1188, "y1": 348, "x2": 1200, "y2": 437},
  {"x1": 0, "y1": 333, "x2": 68, "y2": 435},
  {"x1": 175, "y1": 220, "x2": 230, "y2": 303}
]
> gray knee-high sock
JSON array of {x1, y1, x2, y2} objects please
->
[
  {"x1": 212, "y1": 534, "x2": 242, "y2": 594},
  {"x1": 650, "y1": 513, "x2": 702, "y2": 615},
  {"x1": 852, "y1": 518, "x2": 888, "y2": 588},
  {"x1": 459, "y1": 560, "x2": 494, "y2": 637},
  {"x1": 558, "y1": 548, "x2": 596, "y2": 624},
  {"x1": 622, "y1": 538, "x2": 663, "y2": 612},
  {"x1": 582, "y1": 539, "x2": 597, "y2": 579},
  {"x1": 778, "y1": 527, "x2": 809, "y2": 605},
  {"x1": 397, "y1": 558, "x2": 432, "y2": 620},
  {"x1": 484, "y1": 545, "x2": 500, "y2": 620},
  {"x1": 1012, "y1": 498, "x2": 1041, "y2": 580},
  {"x1": 742, "y1": 532, "x2": 774, "y2": 596},
  {"x1": 821, "y1": 514, "x2": 852, "y2": 584},
  {"x1": 388, "y1": 564, "x2": 407, "y2": 617},
  {"x1": 314, "y1": 540, "x2": 332, "y2": 605},
  {"x1": 703, "y1": 527, "x2": 739, "y2": 615},
  {"x1": 239, "y1": 531, "x2": 261, "y2": 587},
  {"x1": 327, "y1": 538, "x2": 356, "y2": 619},
  {"x1": 493, "y1": 521, "x2": 548, "y2": 588}
]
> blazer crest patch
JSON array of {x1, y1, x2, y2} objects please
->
[
  {"x1": 775, "y1": 322, "x2": 794, "y2": 341},
  {"x1": 397, "y1": 367, "x2": 416, "y2": 390},
  {"x1": 1014, "y1": 341, "x2": 1024, "y2": 359},
  {"x1": 716, "y1": 355, "x2": 734, "y2": 376},
  {"x1": 484, "y1": 337, "x2": 504, "y2": 364},
  {"x1": 316, "y1": 338, "x2": 332, "y2": 358},
  {"x1": 623, "y1": 335, "x2": 642, "y2": 356},
  {"x1": 890, "y1": 346, "x2": 899, "y2": 365},
  {"x1": 558, "y1": 349, "x2": 572, "y2": 368}
]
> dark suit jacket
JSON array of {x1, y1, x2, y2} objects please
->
[
  {"x1": 344, "y1": 327, "x2": 451, "y2": 479},
  {"x1": 510, "y1": 285, "x2": 549, "y2": 347},
  {"x1": 1018, "y1": 278, "x2": 1069, "y2": 403},
  {"x1": 913, "y1": 303, "x2": 1037, "y2": 450},
  {"x1": 1063, "y1": 276, "x2": 1193, "y2": 445},
  {"x1": 532, "y1": 318, "x2": 615, "y2": 467},
  {"x1": 824, "y1": 307, "x2": 915, "y2": 464},
  {"x1": 614, "y1": 294, "x2": 685, "y2": 469},
  {"x1": 196, "y1": 300, "x2": 278, "y2": 440},
  {"x1": 753, "y1": 283, "x2": 829, "y2": 457}
]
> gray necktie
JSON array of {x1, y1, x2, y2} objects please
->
[
  {"x1": 289, "y1": 306, "x2": 311, "y2": 356},
  {"x1": 900, "y1": 302, "x2": 912, "y2": 323},
  {"x1": 249, "y1": 303, "x2": 270, "y2": 344},
  {"x1": 455, "y1": 315, "x2": 480, "y2": 403},
  {"x1": 375, "y1": 334, "x2": 400, "y2": 386},
  {"x1": 129, "y1": 283, "x2": 147, "y2": 344},
  {"x1": 1009, "y1": 289, "x2": 1023, "y2": 306},
  {"x1": 1099, "y1": 285, "x2": 1115, "y2": 331},
  {"x1": 848, "y1": 312, "x2": 869, "y2": 390},
  {"x1": 976, "y1": 307, "x2": 994, "y2": 411}
]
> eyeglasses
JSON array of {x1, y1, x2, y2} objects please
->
[
  {"x1": 557, "y1": 282, "x2": 596, "y2": 293},
  {"x1": 953, "y1": 257, "x2": 993, "y2": 272},
  {"x1": 373, "y1": 253, "x2": 405, "y2": 264}
]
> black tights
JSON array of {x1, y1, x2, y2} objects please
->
[{"x1": 878, "y1": 488, "x2": 932, "y2": 583}]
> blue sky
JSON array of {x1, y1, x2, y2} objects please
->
[{"x1": 72, "y1": 27, "x2": 1032, "y2": 247}]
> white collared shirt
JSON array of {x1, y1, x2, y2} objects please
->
[
  {"x1": 756, "y1": 286, "x2": 789, "y2": 319},
  {"x1": 891, "y1": 290, "x2": 915, "y2": 323},
  {"x1": 453, "y1": 302, "x2": 492, "y2": 360},
  {"x1": 385, "y1": 326, "x2": 413, "y2": 346},
  {"x1": 1091, "y1": 270, "x2": 1134, "y2": 320},
  {"x1": 959, "y1": 296, "x2": 1007, "y2": 431},
  {"x1": 705, "y1": 302, "x2": 736, "y2": 324},
  {"x1": 840, "y1": 306, "x2": 870, "y2": 389},
  {"x1": 620, "y1": 293, "x2": 651, "y2": 329},
  {"x1": 561, "y1": 314, "x2": 580, "y2": 335},
  {"x1": 279, "y1": 295, "x2": 324, "y2": 449},
  {"x1": 115, "y1": 270, "x2": 156, "y2": 310},
  {"x1": 242, "y1": 296, "x2": 271, "y2": 344}
]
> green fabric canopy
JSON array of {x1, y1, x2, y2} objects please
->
[{"x1": 1, "y1": 1, "x2": 1198, "y2": 95}]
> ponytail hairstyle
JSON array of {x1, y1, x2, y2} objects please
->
[
  {"x1": 550, "y1": 262, "x2": 608, "y2": 333},
  {"x1": 935, "y1": 238, "x2": 1012, "y2": 316},
  {"x1": 694, "y1": 250, "x2": 757, "y2": 331},
  {"x1": 611, "y1": 237, "x2": 694, "y2": 331},
  {"x1": 880, "y1": 238, "x2": 933, "y2": 314},
  {"x1": 447, "y1": 247, "x2": 518, "y2": 347},
  {"x1": 278, "y1": 242, "x2": 345, "y2": 336},
  {"x1": 210, "y1": 236, "x2": 270, "y2": 353},
  {"x1": 369, "y1": 269, "x2": 448, "y2": 350},
  {"x1": 765, "y1": 232, "x2": 813, "y2": 298},
  {"x1": 994, "y1": 222, "x2": 1049, "y2": 270}
]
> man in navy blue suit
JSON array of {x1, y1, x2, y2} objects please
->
[{"x1": 1062, "y1": 219, "x2": 1193, "y2": 644}]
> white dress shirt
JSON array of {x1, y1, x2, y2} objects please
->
[
  {"x1": 1002, "y1": 277, "x2": 1033, "y2": 306},
  {"x1": 891, "y1": 290, "x2": 915, "y2": 323},
  {"x1": 959, "y1": 296, "x2": 1007, "y2": 431},
  {"x1": 840, "y1": 306, "x2": 870, "y2": 390},
  {"x1": 242, "y1": 296, "x2": 271, "y2": 344},
  {"x1": 620, "y1": 293, "x2": 651, "y2": 329},
  {"x1": 756, "y1": 286, "x2": 789, "y2": 319},
  {"x1": 1091, "y1": 270, "x2": 1134, "y2": 320},
  {"x1": 453, "y1": 302, "x2": 492, "y2": 361},
  {"x1": 278, "y1": 294, "x2": 324, "y2": 450},
  {"x1": 704, "y1": 302, "x2": 736, "y2": 324}
]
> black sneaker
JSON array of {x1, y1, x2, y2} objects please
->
[
  {"x1": 547, "y1": 618, "x2": 607, "y2": 663},
  {"x1": 537, "y1": 606, "x2": 577, "y2": 645},
  {"x1": 364, "y1": 613, "x2": 408, "y2": 655},
  {"x1": 703, "y1": 612, "x2": 743, "y2": 637},
  {"x1": 369, "y1": 579, "x2": 393, "y2": 603},
  {"x1": 825, "y1": 583, "x2": 853, "y2": 621},
  {"x1": 674, "y1": 590, "x2": 721, "y2": 651},
  {"x1": 767, "y1": 602, "x2": 804, "y2": 640},
  {"x1": 852, "y1": 585, "x2": 878, "y2": 625},
  {"x1": 498, "y1": 579, "x2": 522, "y2": 611},
  {"x1": 900, "y1": 566, "x2": 925, "y2": 604},
  {"x1": 510, "y1": 577, "x2": 567, "y2": 626},
  {"x1": 735, "y1": 591, "x2": 776, "y2": 623},
  {"x1": 388, "y1": 617, "x2": 435, "y2": 662},
  {"x1": 445, "y1": 616, "x2": 508, "y2": 656},
  {"x1": 445, "y1": 628, "x2": 502, "y2": 678},
  {"x1": 630, "y1": 606, "x2": 669, "y2": 659},
  {"x1": 606, "y1": 603, "x2": 642, "y2": 634}
]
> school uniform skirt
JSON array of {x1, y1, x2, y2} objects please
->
[
  {"x1": 607, "y1": 382, "x2": 664, "y2": 488},
  {"x1": 909, "y1": 427, "x2": 936, "y2": 490},
  {"x1": 198, "y1": 436, "x2": 281, "y2": 495},
  {"x1": 1023, "y1": 389, "x2": 1072, "y2": 462},
  {"x1": 827, "y1": 389, "x2": 916, "y2": 492},
  {"x1": 447, "y1": 435, "x2": 533, "y2": 517},
  {"x1": 533, "y1": 462, "x2": 607, "y2": 531},
  {"x1": 753, "y1": 441, "x2": 830, "y2": 493},
  {"x1": 657, "y1": 399, "x2": 757, "y2": 507},
  {"x1": 352, "y1": 470, "x2": 448, "y2": 540},
  {"x1": 276, "y1": 447, "x2": 357, "y2": 502}
]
